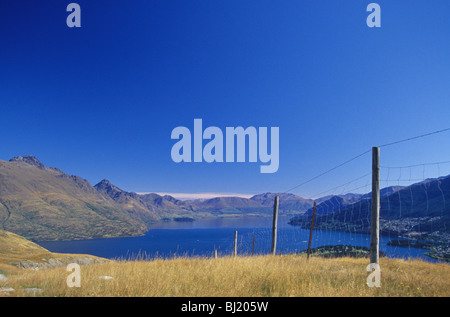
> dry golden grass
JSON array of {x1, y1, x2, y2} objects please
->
[
  {"x1": 2, "y1": 255, "x2": 449, "y2": 297},
  {"x1": 0, "y1": 230, "x2": 107, "y2": 277}
]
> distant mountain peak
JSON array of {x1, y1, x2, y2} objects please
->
[
  {"x1": 94, "y1": 179, "x2": 123, "y2": 192},
  {"x1": 9, "y1": 155, "x2": 45, "y2": 169},
  {"x1": 96, "y1": 179, "x2": 113, "y2": 186}
]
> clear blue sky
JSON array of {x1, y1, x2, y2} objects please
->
[{"x1": 1, "y1": 0, "x2": 449, "y2": 198}]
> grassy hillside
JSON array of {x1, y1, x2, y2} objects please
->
[
  {"x1": 0, "y1": 230, "x2": 448, "y2": 297},
  {"x1": 0, "y1": 157, "x2": 149, "y2": 241},
  {"x1": 1, "y1": 254, "x2": 449, "y2": 297},
  {"x1": 0, "y1": 230, "x2": 107, "y2": 276}
]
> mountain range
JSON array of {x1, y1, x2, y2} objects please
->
[
  {"x1": 0, "y1": 156, "x2": 316, "y2": 241},
  {"x1": 289, "y1": 175, "x2": 450, "y2": 242},
  {"x1": 1, "y1": 155, "x2": 448, "y2": 244},
  {"x1": 300, "y1": 186, "x2": 405, "y2": 218}
]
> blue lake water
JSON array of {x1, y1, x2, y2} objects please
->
[{"x1": 37, "y1": 215, "x2": 439, "y2": 262}]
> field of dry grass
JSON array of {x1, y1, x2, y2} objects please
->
[{"x1": 2, "y1": 254, "x2": 449, "y2": 297}]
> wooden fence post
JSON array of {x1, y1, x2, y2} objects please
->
[
  {"x1": 370, "y1": 147, "x2": 380, "y2": 264},
  {"x1": 307, "y1": 201, "x2": 317, "y2": 260},
  {"x1": 271, "y1": 196, "x2": 279, "y2": 256},
  {"x1": 233, "y1": 230, "x2": 238, "y2": 257},
  {"x1": 251, "y1": 236, "x2": 255, "y2": 256}
]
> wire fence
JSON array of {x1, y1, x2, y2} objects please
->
[
  {"x1": 277, "y1": 128, "x2": 450, "y2": 263},
  {"x1": 34, "y1": 128, "x2": 450, "y2": 263}
]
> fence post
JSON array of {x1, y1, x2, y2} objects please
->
[
  {"x1": 251, "y1": 236, "x2": 255, "y2": 256},
  {"x1": 271, "y1": 196, "x2": 279, "y2": 256},
  {"x1": 233, "y1": 230, "x2": 238, "y2": 257},
  {"x1": 370, "y1": 147, "x2": 380, "y2": 264},
  {"x1": 214, "y1": 249, "x2": 218, "y2": 259},
  {"x1": 307, "y1": 201, "x2": 316, "y2": 260}
]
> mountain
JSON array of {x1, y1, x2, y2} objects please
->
[
  {"x1": 303, "y1": 195, "x2": 353, "y2": 217},
  {"x1": 289, "y1": 175, "x2": 450, "y2": 241},
  {"x1": 94, "y1": 179, "x2": 162, "y2": 224},
  {"x1": 359, "y1": 185, "x2": 405, "y2": 200},
  {"x1": 94, "y1": 179, "x2": 195, "y2": 220},
  {"x1": 173, "y1": 192, "x2": 315, "y2": 215},
  {"x1": 189, "y1": 196, "x2": 263, "y2": 214},
  {"x1": 300, "y1": 186, "x2": 406, "y2": 218},
  {"x1": 0, "y1": 156, "x2": 149, "y2": 241},
  {"x1": 315, "y1": 193, "x2": 364, "y2": 204},
  {"x1": 249, "y1": 192, "x2": 314, "y2": 212}
]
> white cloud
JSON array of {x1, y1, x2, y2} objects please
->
[{"x1": 136, "y1": 192, "x2": 255, "y2": 200}]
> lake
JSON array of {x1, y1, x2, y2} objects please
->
[{"x1": 37, "y1": 215, "x2": 439, "y2": 262}]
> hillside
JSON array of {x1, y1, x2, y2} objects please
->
[
  {"x1": 2, "y1": 251, "x2": 449, "y2": 297},
  {"x1": 0, "y1": 156, "x2": 149, "y2": 241},
  {"x1": 0, "y1": 230, "x2": 106, "y2": 273},
  {"x1": 300, "y1": 186, "x2": 406, "y2": 218},
  {"x1": 289, "y1": 175, "x2": 450, "y2": 243}
]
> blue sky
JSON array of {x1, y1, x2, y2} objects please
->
[{"x1": 1, "y1": 0, "x2": 449, "y2": 198}]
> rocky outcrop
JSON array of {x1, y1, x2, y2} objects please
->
[{"x1": 11, "y1": 255, "x2": 108, "y2": 270}]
